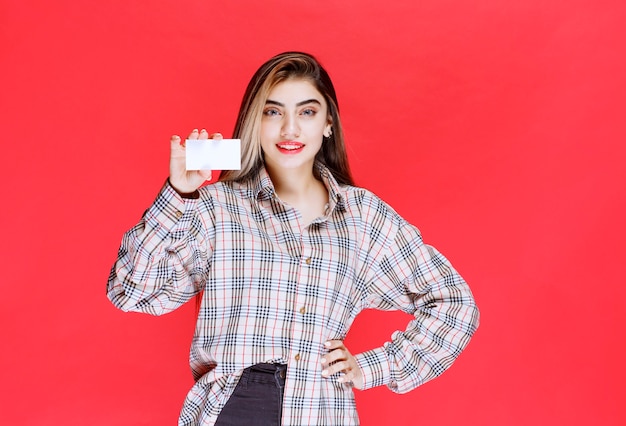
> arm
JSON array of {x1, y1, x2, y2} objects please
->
[
  {"x1": 355, "y1": 215, "x2": 480, "y2": 393},
  {"x1": 106, "y1": 181, "x2": 214, "y2": 315},
  {"x1": 107, "y1": 129, "x2": 217, "y2": 315}
]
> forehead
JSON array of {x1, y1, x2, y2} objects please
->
[{"x1": 267, "y1": 78, "x2": 325, "y2": 104}]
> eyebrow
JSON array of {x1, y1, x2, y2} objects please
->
[{"x1": 265, "y1": 99, "x2": 322, "y2": 107}]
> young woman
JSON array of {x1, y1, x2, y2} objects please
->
[{"x1": 108, "y1": 52, "x2": 479, "y2": 425}]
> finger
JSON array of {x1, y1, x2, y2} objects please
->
[
  {"x1": 199, "y1": 129, "x2": 209, "y2": 140},
  {"x1": 322, "y1": 340, "x2": 348, "y2": 363},
  {"x1": 210, "y1": 132, "x2": 223, "y2": 140},
  {"x1": 338, "y1": 371, "x2": 356, "y2": 384},
  {"x1": 322, "y1": 360, "x2": 351, "y2": 377},
  {"x1": 332, "y1": 360, "x2": 352, "y2": 374},
  {"x1": 324, "y1": 340, "x2": 345, "y2": 350},
  {"x1": 187, "y1": 129, "x2": 199, "y2": 140},
  {"x1": 339, "y1": 369, "x2": 354, "y2": 382},
  {"x1": 322, "y1": 348, "x2": 346, "y2": 365},
  {"x1": 340, "y1": 364, "x2": 364, "y2": 388},
  {"x1": 171, "y1": 135, "x2": 184, "y2": 150},
  {"x1": 322, "y1": 362, "x2": 352, "y2": 381}
]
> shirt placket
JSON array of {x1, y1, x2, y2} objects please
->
[{"x1": 283, "y1": 221, "x2": 328, "y2": 423}]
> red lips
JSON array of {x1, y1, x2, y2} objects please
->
[{"x1": 276, "y1": 141, "x2": 305, "y2": 154}]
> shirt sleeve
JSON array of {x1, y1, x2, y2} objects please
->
[
  {"x1": 354, "y1": 205, "x2": 479, "y2": 394},
  {"x1": 106, "y1": 181, "x2": 214, "y2": 316}
]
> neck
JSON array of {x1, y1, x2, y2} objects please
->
[
  {"x1": 265, "y1": 163, "x2": 329, "y2": 225},
  {"x1": 267, "y1": 165, "x2": 320, "y2": 201}
]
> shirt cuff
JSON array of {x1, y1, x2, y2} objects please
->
[
  {"x1": 143, "y1": 181, "x2": 197, "y2": 239},
  {"x1": 354, "y1": 347, "x2": 394, "y2": 391}
]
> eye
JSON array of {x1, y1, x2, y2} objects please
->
[
  {"x1": 301, "y1": 108, "x2": 317, "y2": 117},
  {"x1": 263, "y1": 108, "x2": 281, "y2": 117}
]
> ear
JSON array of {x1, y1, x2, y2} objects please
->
[{"x1": 324, "y1": 121, "x2": 333, "y2": 138}]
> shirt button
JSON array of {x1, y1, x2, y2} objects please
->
[
  {"x1": 299, "y1": 307, "x2": 306, "y2": 314},
  {"x1": 294, "y1": 354, "x2": 301, "y2": 361},
  {"x1": 175, "y1": 210, "x2": 183, "y2": 218},
  {"x1": 305, "y1": 257, "x2": 311, "y2": 265}
]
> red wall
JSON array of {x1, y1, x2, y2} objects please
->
[{"x1": 2, "y1": 1, "x2": 625, "y2": 424}]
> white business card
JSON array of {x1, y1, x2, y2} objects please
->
[{"x1": 185, "y1": 139, "x2": 241, "y2": 170}]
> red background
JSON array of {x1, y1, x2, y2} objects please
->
[{"x1": 2, "y1": 1, "x2": 625, "y2": 424}]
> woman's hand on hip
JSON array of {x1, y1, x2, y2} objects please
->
[{"x1": 321, "y1": 340, "x2": 364, "y2": 390}]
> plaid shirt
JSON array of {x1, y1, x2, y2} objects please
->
[{"x1": 108, "y1": 164, "x2": 479, "y2": 425}]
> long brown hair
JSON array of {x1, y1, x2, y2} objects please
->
[{"x1": 219, "y1": 52, "x2": 354, "y2": 186}]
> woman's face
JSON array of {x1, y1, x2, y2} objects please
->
[{"x1": 260, "y1": 78, "x2": 332, "y2": 175}]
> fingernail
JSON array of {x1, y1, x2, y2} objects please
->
[
  {"x1": 324, "y1": 341, "x2": 331, "y2": 347},
  {"x1": 320, "y1": 358, "x2": 326, "y2": 364},
  {"x1": 322, "y1": 370, "x2": 329, "y2": 376}
]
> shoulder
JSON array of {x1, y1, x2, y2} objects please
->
[
  {"x1": 341, "y1": 186, "x2": 426, "y2": 261},
  {"x1": 339, "y1": 185, "x2": 414, "y2": 245},
  {"x1": 341, "y1": 186, "x2": 404, "y2": 224}
]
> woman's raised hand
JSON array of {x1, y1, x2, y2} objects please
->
[{"x1": 169, "y1": 129, "x2": 222, "y2": 194}]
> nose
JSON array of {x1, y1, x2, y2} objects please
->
[{"x1": 280, "y1": 113, "x2": 300, "y2": 139}]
